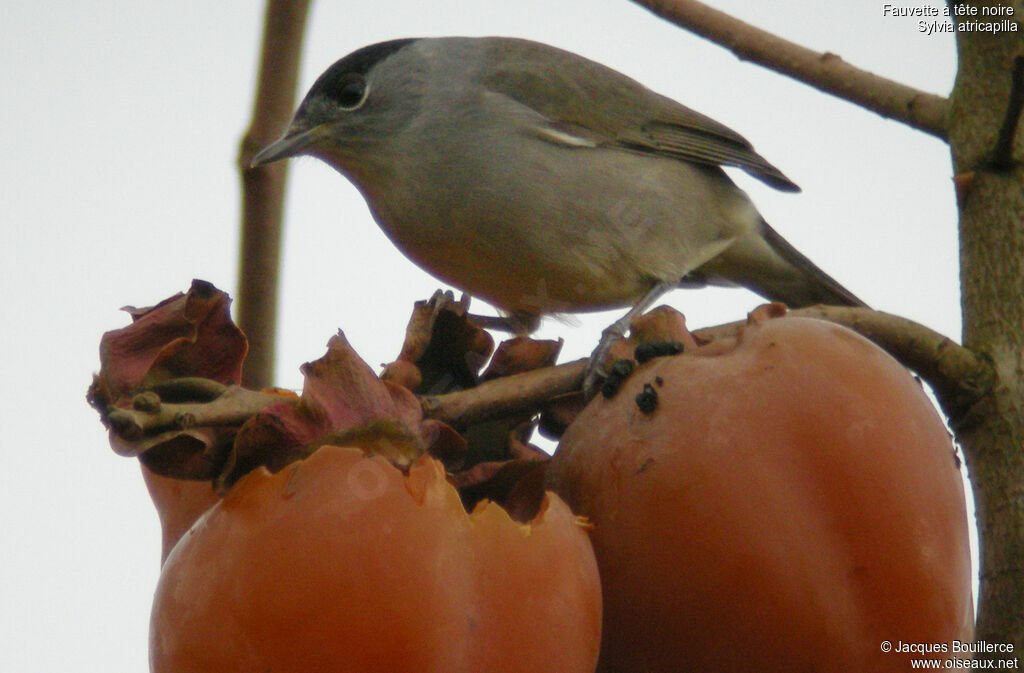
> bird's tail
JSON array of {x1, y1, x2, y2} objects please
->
[
  {"x1": 758, "y1": 221, "x2": 866, "y2": 307},
  {"x1": 692, "y1": 220, "x2": 867, "y2": 309}
]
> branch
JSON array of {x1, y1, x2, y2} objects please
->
[
  {"x1": 102, "y1": 309, "x2": 992, "y2": 448},
  {"x1": 630, "y1": 0, "x2": 949, "y2": 139},
  {"x1": 106, "y1": 361, "x2": 585, "y2": 444},
  {"x1": 107, "y1": 386, "x2": 291, "y2": 440},
  {"x1": 693, "y1": 306, "x2": 995, "y2": 425},
  {"x1": 991, "y1": 55, "x2": 1024, "y2": 171},
  {"x1": 421, "y1": 360, "x2": 586, "y2": 427},
  {"x1": 236, "y1": 0, "x2": 311, "y2": 388}
]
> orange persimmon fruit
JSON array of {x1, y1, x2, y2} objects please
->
[
  {"x1": 150, "y1": 446, "x2": 601, "y2": 673},
  {"x1": 548, "y1": 315, "x2": 973, "y2": 672}
]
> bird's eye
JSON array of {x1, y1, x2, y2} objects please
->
[{"x1": 334, "y1": 74, "x2": 367, "y2": 109}]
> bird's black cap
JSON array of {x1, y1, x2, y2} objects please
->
[{"x1": 305, "y1": 38, "x2": 418, "y2": 107}]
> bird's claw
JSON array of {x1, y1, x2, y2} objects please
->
[{"x1": 582, "y1": 323, "x2": 629, "y2": 399}]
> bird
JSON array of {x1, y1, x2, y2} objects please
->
[{"x1": 252, "y1": 36, "x2": 863, "y2": 370}]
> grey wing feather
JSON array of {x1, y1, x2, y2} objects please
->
[
  {"x1": 621, "y1": 118, "x2": 801, "y2": 192},
  {"x1": 477, "y1": 38, "x2": 800, "y2": 192}
]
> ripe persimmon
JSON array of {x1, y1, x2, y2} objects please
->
[
  {"x1": 548, "y1": 315, "x2": 973, "y2": 672},
  {"x1": 151, "y1": 446, "x2": 601, "y2": 673}
]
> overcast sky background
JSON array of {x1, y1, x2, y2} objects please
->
[{"x1": 2, "y1": 2, "x2": 960, "y2": 670}]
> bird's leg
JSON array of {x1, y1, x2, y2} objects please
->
[{"x1": 583, "y1": 280, "x2": 677, "y2": 397}]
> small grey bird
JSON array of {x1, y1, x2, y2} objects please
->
[{"x1": 253, "y1": 36, "x2": 863, "y2": 338}]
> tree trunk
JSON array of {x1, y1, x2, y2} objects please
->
[{"x1": 947, "y1": 0, "x2": 1024, "y2": 651}]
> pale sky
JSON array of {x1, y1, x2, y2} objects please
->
[{"x1": 1, "y1": 2, "x2": 958, "y2": 671}]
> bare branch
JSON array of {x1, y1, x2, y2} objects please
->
[
  {"x1": 108, "y1": 387, "x2": 294, "y2": 439},
  {"x1": 631, "y1": 0, "x2": 949, "y2": 139},
  {"x1": 103, "y1": 308, "x2": 991, "y2": 449},
  {"x1": 421, "y1": 359, "x2": 586, "y2": 427},
  {"x1": 991, "y1": 55, "x2": 1024, "y2": 171},
  {"x1": 102, "y1": 363, "x2": 585, "y2": 445},
  {"x1": 236, "y1": 0, "x2": 311, "y2": 388},
  {"x1": 694, "y1": 306, "x2": 995, "y2": 424}
]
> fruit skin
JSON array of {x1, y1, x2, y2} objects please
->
[
  {"x1": 141, "y1": 465, "x2": 220, "y2": 563},
  {"x1": 547, "y1": 316, "x2": 974, "y2": 672},
  {"x1": 150, "y1": 446, "x2": 601, "y2": 673}
]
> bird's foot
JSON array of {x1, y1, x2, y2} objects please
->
[
  {"x1": 582, "y1": 322, "x2": 631, "y2": 399},
  {"x1": 582, "y1": 303, "x2": 701, "y2": 400}
]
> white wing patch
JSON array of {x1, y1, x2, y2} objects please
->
[{"x1": 532, "y1": 125, "x2": 598, "y2": 148}]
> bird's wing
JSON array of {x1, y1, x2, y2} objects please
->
[
  {"x1": 614, "y1": 118, "x2": 800, "y2": 192},
  {"x1": 478, "y1": 38, "x2": 800, "y2": 192}
]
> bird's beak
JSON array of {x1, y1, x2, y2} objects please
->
[{"x1": 250, "y1": 123, "x2": 329, "y2": 167}]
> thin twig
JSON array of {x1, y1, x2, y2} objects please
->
[
  {"x1": 991, "y1": 55, "x2": 1024, "y2": 171},
  {"x1": 108, "y1": 387, "x2": 294, "y2": 439},
  {"x1": 104, "y1": 360, "x2": 585, "y2": 445},
  {"x1": 236, "y1": 0, "x2": 311, "y2": 388},
  {"x1": 421, "y1": 359, "x2": 586, "y2": 427},
  {"x1": 630, "y1": 0, "x2": 949, "y2": 138}
]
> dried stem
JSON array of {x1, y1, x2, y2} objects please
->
[
  {"x1": 236, "y1": 0, "x2": 311, "y2": 388},
  {"x1": 630, "y1": 0, "x2": 949, "y2": 138}
]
